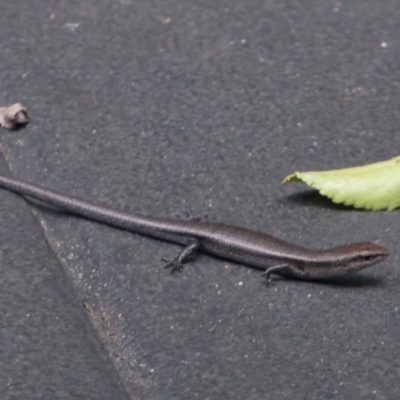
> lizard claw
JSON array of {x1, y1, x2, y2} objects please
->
[{"x1": 163, "y1": 257, "x2": 184, "y2": 274}]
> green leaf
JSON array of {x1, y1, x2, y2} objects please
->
[{"x1": 282, "y1": 155, "x2": 400, "y2": 210}]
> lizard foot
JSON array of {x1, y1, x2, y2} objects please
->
[
  {"x1": 261, "y1": 271, "x2": 276, "y2": 287},
  {"x1": 162, "y1": 257, "x2": 184, "y2": 274}
]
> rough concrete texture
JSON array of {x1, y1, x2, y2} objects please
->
[{"x1": 0, "y1": 1, "x2": 399, "y2": 399}]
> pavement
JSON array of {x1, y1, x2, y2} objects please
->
[{"x1": 0, "y1": 1, "x2": 399, "y2": 399}]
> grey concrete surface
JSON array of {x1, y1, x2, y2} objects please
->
[
  {"x1": 0, "y1": 157, "x2": 128, "y2": 399},
  {"x1": 0, "y1": 1, "x2": 399, "y2": 399}
]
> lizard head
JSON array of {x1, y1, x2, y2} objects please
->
[{"x1": 322, "y1": 242, "x2": 389, "y2": 274}]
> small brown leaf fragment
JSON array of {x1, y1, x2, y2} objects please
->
[{"x1": 0, "y1": 103, "x2": 30, "y2": 130}]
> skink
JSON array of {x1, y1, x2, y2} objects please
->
[{"x1": 0, "y1": 175, "x2": 388, "y2": 283}]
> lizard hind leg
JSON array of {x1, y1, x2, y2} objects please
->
[{"x1": 163, "y1": 239, "x2": 200, "y2": 274}]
